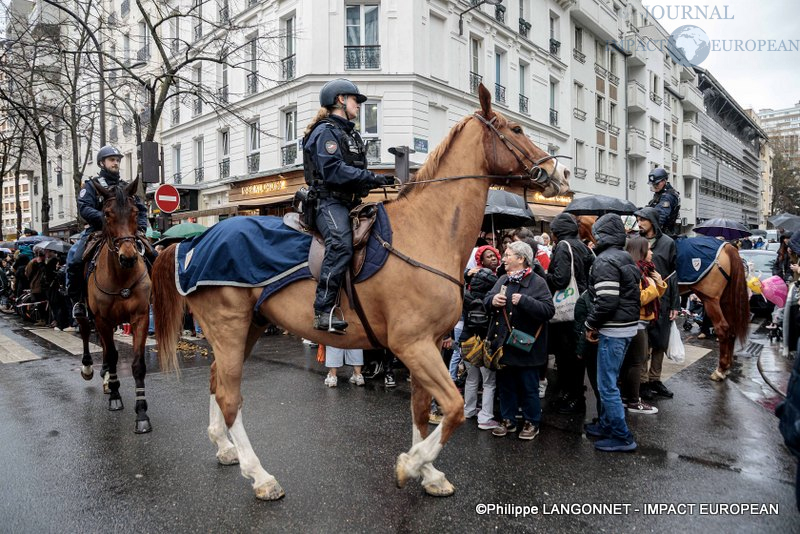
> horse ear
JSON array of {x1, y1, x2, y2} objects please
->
[
  {"x1": 92, "y1": 178, "x2": 111, "y2": 199},
  {"x1": 125, "y1": 175, "x2": 140, "y2": 198},
  {"x1": 478, "y1": 83, "x2": 493, "y2": 118}
]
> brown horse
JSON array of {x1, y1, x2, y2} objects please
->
[
  {"x1": 77, "y1": 176, "x2": 153, "y2": 433},
  {"x1": 576, "y1": 215, "x2": 749, "y2": 381},
  {"x1": 151, "y1": 84, "x2": 570, "y2": 500}
]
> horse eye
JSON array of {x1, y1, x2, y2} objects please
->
[{"x1": 511, "y1": 126, "x2": 523, "y2": 134}]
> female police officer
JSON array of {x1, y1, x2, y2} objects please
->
[{"x1": 302, "y1": 78, "x2": 394, "y2": 334}]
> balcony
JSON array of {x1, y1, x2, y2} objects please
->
[
  {"x1": 469, "y1": 71, "x2": 482, "y2": 95},
  {"x1": 649, "y1": 137, "x2": 663, "y2": 149},
  {"x1": 625, "y1": 32, "x2": 646, "y2": 66},
  {"x1": 519, "y1": 94, "x2": 529, "y2": 114},
  {"x1": 595, "y1": 117, "x2": 608, "y2": 130},
  {"x1": 122, "y1": 119, "x2": 132, "y2": 137},
  {"x1": 549, "y1": 38, "x2": 561, "y2": 57},
  {"x1": 548, "y1": 108, "x2": 558, "y2": 127},
  {"x1": 595, "y1": 172, "x2": 609, "y2": 184},
  {"x1": 683, "y1": 157, "x2": 701, "y2": 179},
  {"x1": 137, "y1": 46, "x2": 150, "y2": 61},
  {"x1": 649, "y1": 92, "x2": 663, "y2": 106},
  {"x1": 573, "y1": 108, "x2": 587, "y2": 121},
  {"x1": 171, "y1": 107, "x2": 179, "y2": 126},
  {"x1": 680, "y1": 81, "x2": 704, "y2": 111},
  {"x1": 573, "y1": 48, "x2": 586, "y2": 64},
  {"x1": 281, "y1": 55, "x2": 296, "y2": 81},
  {"x1": 574, "y1": 167, "x2": 587, "y2": 179},
  {"x1": 519, "y1": 19, "x2": 531, "y2": 39},
  {"x1": 571, "y1": 0, "x2": 618, "y2": 41},
  {"x1": 246, "y1": 72, "x2": 258, "y2": 95},
  {"x1": 608, "y1": 72, "x2": 619, "y2": 86},
  {"x1": 193, "y1": 98, "x2": 202, "y2": 117},
  {"x1": 607, "y1": 175, "x2": 620, "y2": 186},
  {"x1": 495, "y1": 83, "x2": 506, "y2": 105},
  {"x1": 247, "y1": 0, "x2": 258, "y2": 8},
  {"x1": 281, "y1": 144, "x2": 298, "y2": 166},
  {"x1": 193, "y1": 24, "x2": 202, "y2": 42},
  {"x1": 627, "y1": 80, "x2": 647, "y2": 113},
  {"x1": 344, "y1": 45, "x2": 380, "y2": 69},
  {"x1": 365, "y1": 138, "x2": 381, "y2": 164},
  {"x1": 682, "y1": 121, "x2": 702, "y2": 145},
  {"x1": 594, "y1": 63, "x2": 609, "y2": 79},
  {"x1": 121, "y1": 0, "x2": 129, "y2": 17},
  {"x1": 247, "y1": 153, "x2": 260, "y2": 174},
  {"x1": 608, "y1": 124, "x2": 620, "y2": 137},
  {"x1": 494, "y1": 5, "x2": 505, "y2": 24},
  {"x1": 627, "y1": 127, "x2": 646, "y2": 159},
  {"x1": 219, "y1": 159, "x2": 230, "y2": 180},
  {"x1": 195, "y1": 168, "x2": 204, "y2": 183},
  {"x1": 217, "y1": 85, "x2": 228, "y2": 104},
  {"x1": 173, "y1": 172, "x2": 182, "y2": 185},
  {"x1": 218, "y1": 6, "x2": 229, "y2": 23}
]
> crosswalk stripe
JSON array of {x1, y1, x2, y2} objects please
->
[
  {"x1": 0, "y1": 331, "x2": 42, "y2": 363},
  {"x1": 23, "y1": 326, "x2": 157, "y2": 355}
]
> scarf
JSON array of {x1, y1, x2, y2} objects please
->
[
  {"x1": 507, "y1": 267, "x2": 531, "y2": 284},
  {"x1": 637, "y1": 260, "x2": 659, "y2": 320}
]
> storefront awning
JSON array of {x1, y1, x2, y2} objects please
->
[
  {"x1": 529, "y1": 204, "x2": 564, "y2": 222},
  {"x1": 172, "y1": 206, "x2": 238, "y2": 221},
  {"x1": 235, "y1": 195, "x2": 294, "y2": 208}
]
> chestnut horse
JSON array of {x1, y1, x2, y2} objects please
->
[
  {"x1": 576, "y1": 215, "x2": 749, "y2": 381},
  {"x1": 151, "y1": 84, "x2": 570, "y2": 500},
  {"x1": 77, "y1": 177, "x2": 153, "y2": 434}
]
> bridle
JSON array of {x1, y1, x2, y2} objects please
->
[{"x1": 100, "y1": 196, "x2": 146, "y2": 264}]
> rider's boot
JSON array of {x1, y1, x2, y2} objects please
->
[
  {"x1": 313, "y1": 308, "x2": 348, "y2": 335},
  {"x1": 67, "y1": 261, "x2": 86, "y2": 319}
]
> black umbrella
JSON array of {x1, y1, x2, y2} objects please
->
[
  {"x1": 768, "y1": 212, "x2": 798, "y2": 227},
  {"x1": 15, "y1": 235, "x2": 58, "y2": 246},
  {"x1": 482, "y1": 190, "x2": 535, "y2": 232},
  {"x1": 694, "y1": 218, "x2": 752, "y2": 240},
  {"x1": 563, "y1": 195, "x2": 638, "y2": 216},
  {"x1": 775, "y1": 216, "x2": 800, "y2": 233},
  {"x1": 38, "y1": 240, "x2": 72, "y2": 254}
]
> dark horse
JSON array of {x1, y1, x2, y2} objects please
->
[
  {"x1": 151, "y1": 85, "x2": 571, "y2": 500},
  {"x1": 77, "y1": 176, "x2": 153, "y2": 433}
]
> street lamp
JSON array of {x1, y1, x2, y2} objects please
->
[{"x1": 459, "y1": 0, "x2": 504, "y2": 36}]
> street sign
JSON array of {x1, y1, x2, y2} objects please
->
[{"x1": 154, "y1": 184, "x2": 180, "y2": 214}]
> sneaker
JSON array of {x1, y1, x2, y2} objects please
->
[
  {"x1": 428, "y1": 411, "x2": 443, "y2": 425},
  {"x1": 72, "y1": 302, "x2": 87, "y2": 319},
  {"x1": 583, "y1": 422, "x2": 611, "y2": 439},
  {"x1": 324, "y1": 374, "x2": 338, "y2": 388},
  {"x1": 302, "y1": 338, "x2": 318, "y2": 346},
  {"x1": 649, "y1": 380, "x2": 674, "y2": 398},
  {"x1": 491, "y1": 419, "x2": 517, "y2": 437},
  {"x1": 640, "y1": 382, "x2": 655, "y2": 401},
  {"x1": 349, "y1": 373, "x2": 365, "y2": 386},
  {"x1": 539, "y1": 378, "x2": 548, "y2": 399},
  {"x1": 53, "y1": 326, "x2": 62, "y2": 332},
  {"x1": 63, "y1": 326, "x2": 77, "y2": 333},
  {"x1": 384, "y1": 373, "x2": 396, "y2": 388},
  {"x1": 697, "y1": 333, "x2": 707, "y2": 339},
  {"x1": 594, "y1": 437, "x2": 637, "y2": 452},
  {"x1": 478, "y1": 419, "x2": 500, "y2": 430},
  {"x1": 518, "y1": 421, "x2": 539, "y2": 440},
  {"x1": 626, "y1": 399, "x2": 659, "y2": 414}
]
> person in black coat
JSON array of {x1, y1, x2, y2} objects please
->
[
  {"x1": 484, "y1": 241, "x2": 555, "y2": 440},
  {"x1": 776, "y1": 336, "x2": 800, "y2": 511}
]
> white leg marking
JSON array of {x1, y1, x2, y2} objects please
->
[
  {"x1": 207, "y1": 395, "x2": 237, "y2": 465},
  {"x1": 227, "y1": 409, "x2": 272, "y2": 489}
]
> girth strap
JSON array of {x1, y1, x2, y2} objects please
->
[{"x1": 345, "y1": 270, "x2": 384, "y2": 350}]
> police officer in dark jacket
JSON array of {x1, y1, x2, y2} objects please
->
[
  {"x1": 302, "y1": 78, "x2": 394, "y2": 333},
  {"x1": 646, "y1": 167, "x2": 681, "y2": 235},
  {"x1": 66, "y1": 146, "x2": 148, "y2": 318}
]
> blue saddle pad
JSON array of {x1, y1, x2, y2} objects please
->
[
  {"x1": 175, "y1": 204, "x2": 392, "y2": 308},
  {"x1": 676, "y1": 236, "x2": 725, "y2": 285}
]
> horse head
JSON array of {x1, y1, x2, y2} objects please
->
[
  {"x1": 94, "y1": 176, "x2": 141, "y2": 269},
  {"x1": 475, "y1": 83, "x2": 570, "y2": 197}
]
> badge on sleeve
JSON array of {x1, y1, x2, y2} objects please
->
[
  {"x1": 325, "y1": 140, "x2": 338, "y2": 154},
  {"x1": 79, "y1": 189, "x2": 86, "y2": 198},
  {"x1": 662, "y1": 201, "x2": 670, "y2": 208}
]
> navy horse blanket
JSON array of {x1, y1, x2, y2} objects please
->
[
  {"x1": 175, "y1": 204, "x2": 392, "y2": 304},
  {"x1": 676, "y1": 236, "x2": 726, "y2": 285}
]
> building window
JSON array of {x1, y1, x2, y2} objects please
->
[
  {"x1": 597, "y1": 148, "x2": 606, "y2": 173},
  {"x1": 246, "y1": 36, "x2": 258, "y2": 95},
  {"x1": 345, "y1": 4, "x2": 380, "y2": 69},
  {"x1": 170, "y1": 13, "x2": 180, "y2": 55},
  {"x1": 218, "y1": 62, "x2": 228, "y2": 103},
  {"x1": 574, "y1": 82, "x2": 584, "y2": 111},
  {"x1": 219, "y1": 130, "x2": 230, "y2": 179},
  {"x1": 549, "y1": 14, "x2": 560, "y2": 56},
  {"x1": 596, "y1": 95, "x2": 605, "y2": 121},
  {"x1": 549, "y1": 80, "x2": 558, "y2": 126},
  {"x1": 595, "y1": 40, "x2": 606, "y2": 67},
  {"x1": 494, "y1": 51, "x2": 506, "y2": 104},
  {"x1": 247, "y1": 120, "x2": 260, "y2": 173},
  {"x1": 354, "y1": 102, "x2": 380, "y2": 163},
  {"x1": 192, "y1": 0, "x2": 203, "y2": 41},
  {"x1": 519, "y1": 63, "x2": 528, "y2": 114},
  {"x1": 281, "y1": 109, "x2": 298, "y2": 166},
  {"x1": 282, "y1": 16, "x2": 296, "y2": 80},
  {"x1": 194, "y1": 138, "x2": 204, "y2": 183},
  {"x1": 56, "y1": 156, "x2": 63, "y2": 186},
  {"x1": 193, "y1": 64, "x2": 202, "y2": 116},
  {"x1": 575, "y1": 140, "x2": 585, "y2": 175},
  {"x1": 138, "y1": 22, "x2": 150, "y2": 60},
  {"x1": 173, "y1": 145, "x2": 182, "y2": 184}
]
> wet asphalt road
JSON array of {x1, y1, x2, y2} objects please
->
[{"x1": 0, "y1": 314, "x2": 797, "y2": 533}]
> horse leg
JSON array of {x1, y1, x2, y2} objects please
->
[
  {"x1": 207, "y1": 361, "x2": 239, "y2": 466},
  {"x1": 77, "y1": 317, "x2": 94, "y2": 380},
  {"x1": 395, "y1": 341, "x2": 464, "y2": 497},
  {"x1": 96, "y1": 319, "x2": 123, "y2": 410},
  {"x1": 703, "y1": 298, "x2": 731, "y2": 381},
  {"x1": 131, "y1": 313, "x2": 151, "y2": 434}
]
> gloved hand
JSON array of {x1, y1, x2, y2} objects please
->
[{"x1": 381, "y1": 174, "x2": 397, "y2": 186}]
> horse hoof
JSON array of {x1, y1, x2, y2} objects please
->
[
  {"x1": 710, "y1": 369, "x2": 727, "y2": 381},
  {"x1": 217, "y1": 447, "x2": 239, "y2": 465},
  {"x1": 81, "y1": 366, "x2": 94, "y2": 381},
  {"x1": 423, "y1": 478, "x2": 455, "y2": 497},
  {"x1": 108, "y1": 398, "x2": 124, "y2": 411},
  {"x1": 395, "y1": 453, "x2": 413, "y2": 489},
  {"x1": 134, "y1": 419, "x2": 152, "y2": 434},
  {"x1": 254, "y1": 478, "x2": 285, "y2": 501},
  {"x1": 103, "y1": 372, "x2": 110, "y2": 394}
]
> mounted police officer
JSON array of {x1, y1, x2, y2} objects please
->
[
  {"x1": 646, "y1": 167, "x2": 681, "y2": 235},
  {"x1": 66, "y1": 145, "x2": 148, "y2": 319},
  {"x1": 302, "y1": 78, "x2": 394, "y2": 334}
]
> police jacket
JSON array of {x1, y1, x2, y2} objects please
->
[
  {"x1": 647, "y1": 182, "x2": 681, "y2": 234},
  {"x1": 585, "y1": 214, "x2": 641, "y2": 332},
  {"x1": 78, "y1": 170, "x2": 148, "y2": 232},
  {"x1": 546, "y1": 213, "x2": 594, "y2": 295},
  {"x1": 302, "y1": 115, "x2": 384, "y2": 196}
]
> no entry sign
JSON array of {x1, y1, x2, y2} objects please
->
[{"x1": 155, "y1": 184, "x2": 180, "y2": 213}]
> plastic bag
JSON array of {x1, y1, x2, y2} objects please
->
[{"x1": 666, "y1": 322, "x2": 685, "y2": 363}]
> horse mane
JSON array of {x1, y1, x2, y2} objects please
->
[{"x1": 396, "y1": 114, "x2": 479, "y2": 200}]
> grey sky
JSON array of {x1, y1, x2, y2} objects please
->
[{"x1": 645, "y1": 0, "x2": 800, "y2": 112}]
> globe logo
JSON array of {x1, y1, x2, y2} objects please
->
[{"x1": 668, "y1": 25, "x2": 711, "y2": 67}]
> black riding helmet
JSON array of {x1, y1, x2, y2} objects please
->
[
  {"x1": 648, "y1": 167, "x2": 668, "y2": 184},
  {"x1": 96, "y1": 145, "x2": 124, "y2": 167},
  {"x1": 319, "y1": 78, "x2": 367, "y2": 107}
]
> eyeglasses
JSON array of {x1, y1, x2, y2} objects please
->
[{"x1": 502, "y1": 252, "x2": 520, "y2": 259}]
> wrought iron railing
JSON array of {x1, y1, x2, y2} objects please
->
[
  {"x1": 217, "y1": 85, "x2": 228, "y2": 104},
  {"x1": 608, "y1": 124, "x2": 621, "y2": 136},
  {"x1": 650, "y1": 92, "x2": 663, "y2": 105},
  {"x1": 495, "y1": 5, "x2": 505, "y2": 23},
  {"x1": 573, "y1": 49, "x2": 586, "y2": 63},
  {"x1": 595, "y1": 117, "x2": 609, "y2": 130},
  {"x1": 573, "y1": 108, "x2": 587, "y2": 120},
  {"x1": 281, "y1": 55, "x2": 296, "y2": 81},
  {"x1": 574, "y1": 167, "x2": 587, "y2": 179},
  {"x1": 171, "y1": 107, "x2": 179, "y2": 126},
  {"x1": 218, "y1": 6, "x2": 229, "y2": 23},
  {"x1": 173, "y1": 172, "x2": 182, "y2": 185},
  {"x1": 344, "y1": 45, "x2": 381, "y2": 69},
  {"x1": 195, "y1": 168, "x2": 204, "y2": 183},
  {"x1": 219, "y1": 159, "x2": 230, "y2": 179},
  {"x1": 594, "y1": 63, "x2": 608, "y2": 78},
  {"x1": 137, "y1": 46, "x2": 150, "y2": 61},
  {"x1": 519, "y1": 19, "x2": 531, "y2": 38},
  {"x1": 649, "y1": 137, "x2": 663, "y2": 149},
  {"x1": 247, "y1": 153, "x2": 260, "y2": 174},
  {"x1": 549, "y1": 38, "x2": 561, "y2": 57},
  {"x1": 365, "y1": 138, "x2": 381, "y2": 164},
  {"x1": 549, "y1": 108, "x2": 558, "y2": 127},
  {"x1": 469, "y1": 71, "x2": 482, "y2": 95},
  {"x1": 595, "y1": 172, "x2": 608, "y2": 183},
  {"x1": 495, "y1": 83, "x2": 506, "y2": 104},
  {"x1": 519, "y1": 94, "x2": 529, "y2": 114},
  {"x1": 281, "y1": 144, "x2": 298, "y2": 166},
  {"x1": 608, "y1": 72, "x2": 620, "y2": 85},
  {"x1": 193, "y1": 98, "x2": 202, "y2": 117}
]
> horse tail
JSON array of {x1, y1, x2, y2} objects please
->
[
  {"x1": 152, "y1": 244, "x2": 184, "y2": 374},
  {"x1": 721, "y1": 244, "x2": 750, "y2": 345}
]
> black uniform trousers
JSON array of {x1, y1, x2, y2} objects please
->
[{"x1": 314, "y1": 197, "x2": 354, "y2": 313}]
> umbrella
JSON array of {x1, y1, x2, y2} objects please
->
[
  {"x1": 69, "y1": 232, "x2": 83, "y2": 241},
  {"x1": 482, "y1": 190, "x2": 535, "y2": 232},
  {"x1": 0, "y1": 248, "x2": 11, "y2": 254},
  {"x1": 145, "y1": 227, "x2": 161, "y2": 240},
  {"x1": 162, "y1": 222, "x2": 207, "y2": 240},
  {"x1": 749, "y1": 229, "x2": 767, "y2": 237},
  {"x1": 16, "y1": 235, "x2": 58, "y2": 246},
  {"x1": 563, "y1": 195, "x2": 638, "y2": 216},
  {"x1": 768, "y1": 212, "x2": 798, "y2": 227},
  {"x1": 694, "y1": 218, "x2": 752, "y2": 240},
  {"x1": 774, "y1": 216, "x2": 800, "y2": 233},
  {"x1": 0, "y1": 241, "x2": 16, "y2": 249},
  {"x1": 39, "y1": 240, "x2": 72, "y2": 254}
]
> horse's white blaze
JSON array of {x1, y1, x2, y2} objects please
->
[
  {"x1": 207, "y1": 395, "x2": 236, "y2": 460},
  {"x1": 554, "y1": 161, "x2": 571, "y2": 193},
  {"x1": 227, "y1": 409, "x2": 273, "y2": 490}
]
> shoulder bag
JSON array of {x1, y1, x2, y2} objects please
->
[{"x1": 551, "y1": 241, "x2": 580, "y2": 323}]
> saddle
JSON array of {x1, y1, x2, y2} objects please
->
[
  {"x1": 82, "y1": 231, "x2": 104, "y2": 262},
  {"x1": 283, "y1": 202, "x2": 379, "y2": 281}
]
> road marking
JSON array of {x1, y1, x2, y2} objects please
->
[
  {"x1": 23, "y1": 327, "x2": 156, "y2": 355},
  {"x1": 0, "y1": 331, "x2": 42, "y2": 363},
  {"x1": 662, "y1": 343, "x2": 711, "y2": 381}
]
